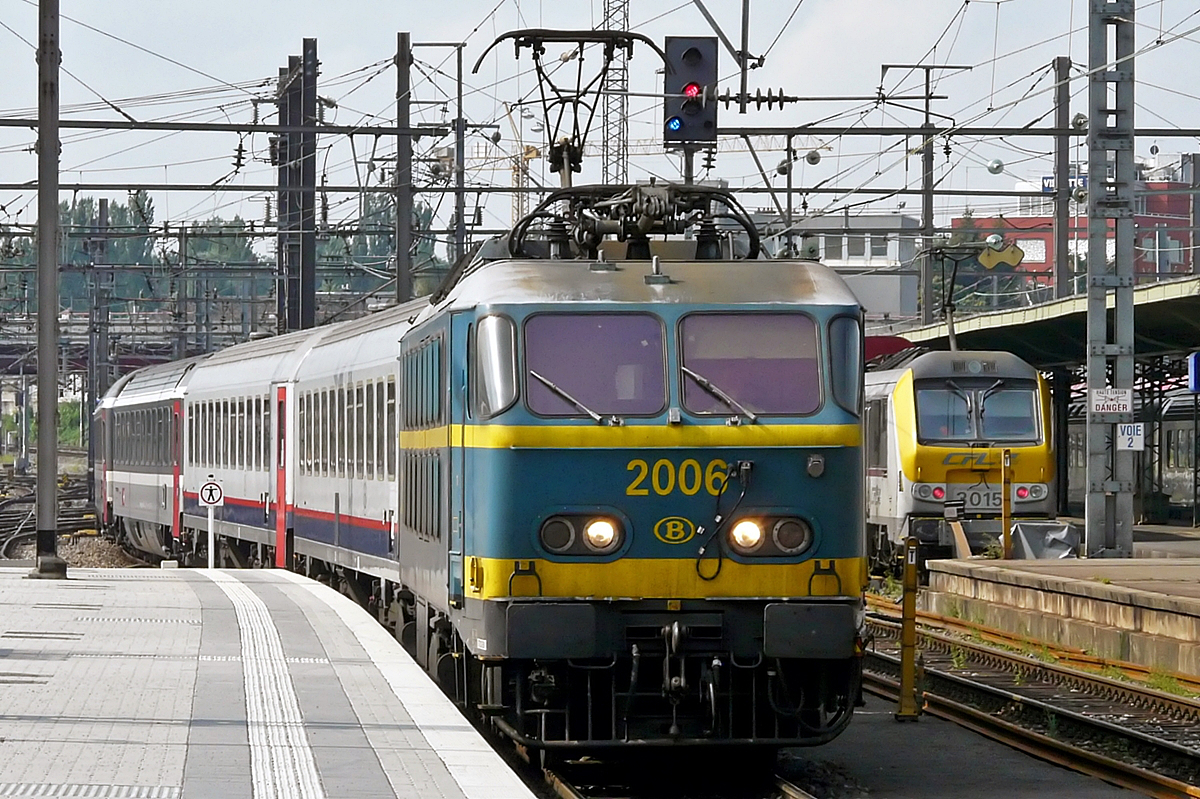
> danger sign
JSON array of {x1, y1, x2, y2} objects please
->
[{"x1": 1090, "y1": 388, "x2": 1131, "y2": 415}]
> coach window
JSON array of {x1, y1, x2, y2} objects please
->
[
  {"x1": 239, "y1": 399, "x2": 247, "y2": 469},
  {"x1": 315, "y1": 390, "x2": 323, "y2": 474},
  {"x1": 525, "y1": 313, "x2": 665, "y2": 417},
  {"x1": 276, "y1": 396, "x2": 286, "y2": 470},
  {"x1": 263, "y1": 397, "x2": 271, "y2": 471},
  {"x1": 299, "y1": 394, "x2": 308, "y2": 474},
  {"x1": 250, "y1": 395, "x2": 258, "y2": 470},
  {"x1": 226, "y1": 400, "x2": 234, "y2": 468},
  {"x1": 315, "y1": 391, "x2": 323, "y2": 474},
  {"x1": 680, "y1": 313, "x2": 821, "y2": 416},
  {"x1": 865, "y1": 400, "x2": 887, "y2": 473},
  {"x1": 375, "y1": 381, "x2": 385, "y2": 480},
  {"x1": 337, "y1": 388, "x2": 346, "y2": 477},
  {"x1": 312, "y1": 392, "x2": 319, "y2": 474},
  {"x1": 346, "y1": 386, "x2": 354, "y2": 477},
  {"x1": 365, "y1": 381, "x2": 375, "y2": 479},
  {"x1": 473, "y1": 315, "x2": 518, "y2": 418},
  {"x1": 356, "y1": 383, "x2": 366, "y2": 477},
  {"x1": 829, "y1": 316, "x2": 863, "y2": 416},
  {"x1": 386, "y1": 378, "x2": 396, "y2": 478}
]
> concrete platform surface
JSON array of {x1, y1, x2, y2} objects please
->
[
  {"x1": 0, "y1": 567, "x2": 536, "y2": 799},
  {"x1": 926, "y1": 558, "x2": 1200, "y2": 675}
]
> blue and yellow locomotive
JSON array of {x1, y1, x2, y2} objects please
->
[
  {"x1": 402, "y1": 184, "x2": 866, "y2": 751},
  {"x1": 97, "y1": 182, "x2": 866, "y2": 754}
]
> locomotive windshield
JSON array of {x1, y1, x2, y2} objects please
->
[
  {"x1": 680, "y1": 313, "x2": 821, "y2": 415},
  {"x1": 916, "y1": 378, "x2": 1040, "y2": 443},
  {"x1": 525, "y1": 313, "x2": 666, "y2": 417}
]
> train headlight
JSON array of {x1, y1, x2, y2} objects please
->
[
  {"x1": 729, "y1": 519, "x2": 765, "y2": 553},
  {"x1": 914, "y1": 483, "x2": 945, "y2": 501},
  {"x1": 1014, "y1": 484, "x2": 1047, "y2": 502},
  {"x1": 772, "y1": 518, "x2": 813, "y2": 555},
  {"x1": 539, "y1": 517, "x2": 576, "y2": 553},
  {"x1": 583, "y1": 518, "x2": 619, "y2": 552}
]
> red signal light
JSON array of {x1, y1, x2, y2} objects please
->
[
  {"x1": 931, "y1": 486, "x2": 945, "y2": 500},
  {"x1": 683, "y1": 82, "x2": 702, "y2": 99},
  {"x1": 1016, "y1": 486, "x2": 1030, "y2": 499}
]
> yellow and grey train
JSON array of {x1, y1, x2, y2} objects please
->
[
  {"x1": 96, "y1": 182, "x2": 867, "y2": 755},
  {"x1": 864, "y1": 350, "x2": 1056, "y2": 569}
]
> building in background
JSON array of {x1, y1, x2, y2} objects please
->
[
  {"x1": 950, "y1": 154, "x2": 1197, "y2": 293},
  {"x1": 753, "y1": 210, "x2": 921, "y2": 320}
]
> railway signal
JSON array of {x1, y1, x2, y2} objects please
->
[{"x1": 663, "y1": 36, "x2": 718, "y2": 145}]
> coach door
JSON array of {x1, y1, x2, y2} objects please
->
[
  {"x1": 172, "y1": 399, "x2": 183, "y2": 543},
  {"x1": 272, "y1": 383, "x2": 293, "y2": 568}
]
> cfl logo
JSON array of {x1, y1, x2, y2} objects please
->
[{"x1": 654, "y1": 516, "x2": 696, "y2": 544}]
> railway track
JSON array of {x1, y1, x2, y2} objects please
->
[
  {"x1": 0, "y1": 474, "x2": 98, "y2": 559},
  {"x1": 865, "y1": 602, "x2": 1200, "y2": 798}
]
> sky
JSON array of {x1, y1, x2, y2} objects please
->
[{"x1": 2, "y1": 0, "x2": 1200, "y2": 259}]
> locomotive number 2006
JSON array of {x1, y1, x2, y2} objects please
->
[{"x1": 626, "y1": 458, "x2": 728, "y2": 497}]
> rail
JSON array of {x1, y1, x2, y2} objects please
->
[{"x1": 865, "y1": 606, "x2": 1200, "y2": 797}]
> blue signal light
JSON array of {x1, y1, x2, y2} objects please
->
[{"x1": 666, "y1": 116, "x2": 683, "y2": 132}]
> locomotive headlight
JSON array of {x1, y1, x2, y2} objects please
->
[
  {"x1": 539, "y1": 516, "x2": 576, "y2": 553},
  {"x1": 583, "y1": 518, "x2": 619, "y2": 552},
  {"x1": 1014, "y1": 484, "x2": 1047, "y2": 502},
  {"x1": 772, "y1": 518, "x2": 813, "y2": 555},
  {"x1": 730, "y1": 519, "x2": 765, "y2": 553}
]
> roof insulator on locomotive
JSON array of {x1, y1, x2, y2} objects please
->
[
  {"x1": 547, "y1": 219, "x2": 571, "y2": 260},
  {"x1": 626, "y1": 234, "x2": 652, "y2": 261},
  {"x1": 694, "y1": 220, "x2": 722, "y2": 260}
]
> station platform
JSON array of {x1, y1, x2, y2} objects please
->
[
  {"x1": 0, "y1": 566, "x2": 535, "y2": 799},
  {"x1": 925, "y1": 558, "x2": 1200, "y2": 678}
]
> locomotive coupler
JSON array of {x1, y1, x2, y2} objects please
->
[
  {"x1": 660, "y1": 621, "x2": 689, "y2": 706},
  {"x1": 528, "y1": 667, "x2": 557, "y2": 706}
]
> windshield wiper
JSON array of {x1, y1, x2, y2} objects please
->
[
  {"x1": 529, "y1": 370, "x2": 621, "y2": 426},
  {"x1": 979, "y1": 379, "x2": 1006, "y2": 414},
  {"x1": 945, "y1": 379, "x2": 973, "y2": 409},
  {"x1": 682, "y1": 366, "x2": 758, "y2": 423}
]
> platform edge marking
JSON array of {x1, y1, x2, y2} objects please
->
[
  {"x1": 274, "y1": 570, "x2": 538, "y2": 799},
  {"x1": 202, "y1": 571, "x2": 326, "y2": 799}
]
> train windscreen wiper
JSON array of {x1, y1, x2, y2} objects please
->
[
  {"x1": 682, "y1": 366, "x2": 758, "y2": 423},
  {"x1": 945, "y1": 379, "x2": 972, "y2": 409},
  {"x1": 979, "y1": 379, "x2": 1006, "y2": 416},
  {"x1": 529, "y1": 370, "x2": 621, "y2": 426}
]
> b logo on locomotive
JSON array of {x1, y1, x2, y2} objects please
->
[{"x1": 653, "y1": 516, "x2": 696, "y2": 544}]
